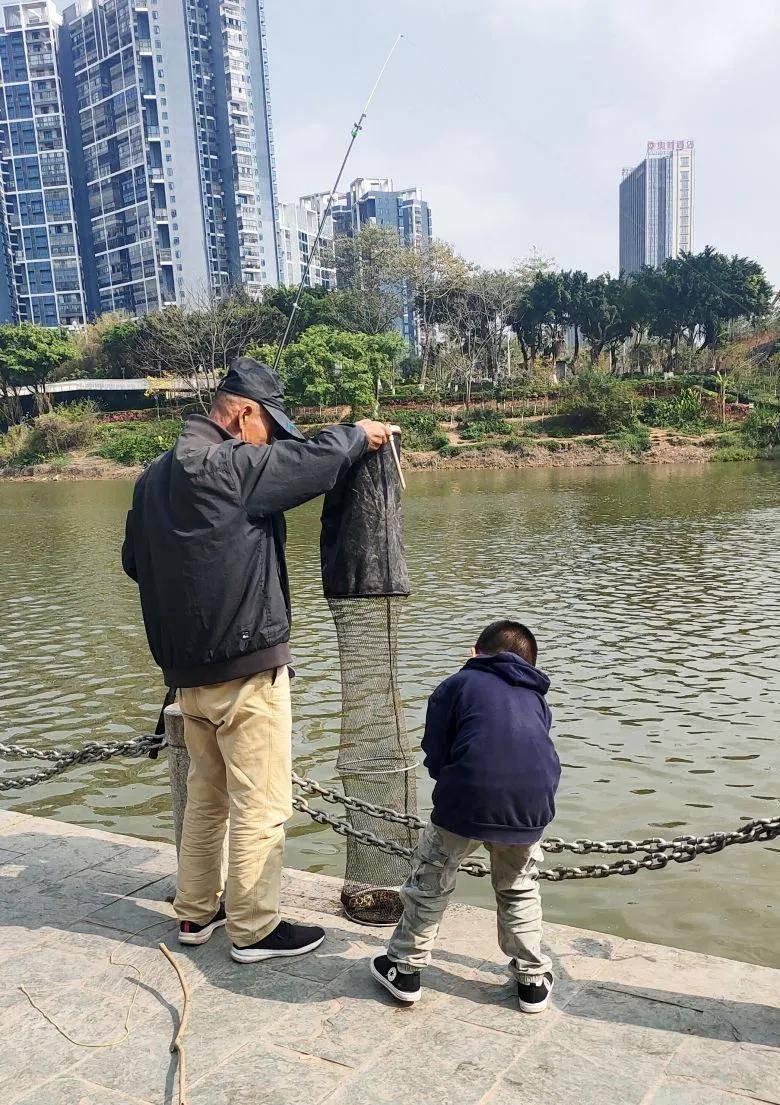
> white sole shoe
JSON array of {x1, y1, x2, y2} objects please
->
[
  {"x1": 230, "y1": 932, "x2": 325, "y2": 963},
  {"x1": 370, "y1": 955, "x2": 422, "y2": 1003},
  {"x1": 178, "y1": 916, "x2": 227, "y2": 946},
  {"x1": 517, "y1": 974, "x2": 554, "y2": 1013}
]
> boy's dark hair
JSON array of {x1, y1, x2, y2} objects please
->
[{"x1": 475, "y1": 619, "x2": 538, "y2": 665}]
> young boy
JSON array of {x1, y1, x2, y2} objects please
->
[{"x1": 369, "y1": 619, "x2": 561, "y2": 1013}]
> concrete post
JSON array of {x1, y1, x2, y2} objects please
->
[{"x1": 164, "y1": 703, "x2": 189, "y2": 855}]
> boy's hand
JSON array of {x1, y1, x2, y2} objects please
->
[{"x1": 356, "y1": 419, "x2": 392, "y2": 452}]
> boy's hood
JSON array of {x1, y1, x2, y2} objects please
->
[{"x1": 464, "y1": 651, "x2": 550, "y2": 695}]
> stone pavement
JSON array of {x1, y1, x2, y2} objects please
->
[{"x1": 0, "y1": 808, "x2": 778, "y2": 1105}]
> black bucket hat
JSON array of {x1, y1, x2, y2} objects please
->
[{"x1": 217, "y1": 356, "x2": 305, "y2": 442}]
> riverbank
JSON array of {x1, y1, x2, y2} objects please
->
[
  {"x1": 0, "y1": 430, "x2": 771, "y2": 481},
  {"x1": 1, "y1": 808, "x2": 778, "y2": 1105}
]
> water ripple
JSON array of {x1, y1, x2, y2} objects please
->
[{"x1": 0, "y1": 464, "x2": 778, "y2": 965}]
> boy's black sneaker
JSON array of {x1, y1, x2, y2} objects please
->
[
  {"x1": 517, "y1": 971, "x2": 554, "y2": 1013},
  {"x1": 230, "y1": 920, "x2": 325, "y2": 963},
  {"x1": 370, "y1": 953, "x2": 422, "y2": 1004},
  {"x1": 178, "y1": 902, "x2": 227, "y2": 946}
]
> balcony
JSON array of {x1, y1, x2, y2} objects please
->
[
  {"x1": 158, "y1": 247, "x2": 172, "y2": 262},
  {"x1": 146, "y1": 125, "x2": 160, "y2": 138},
  {"x1": 148, "y1": 166, "x2": 164, "y2": 181},
  {"x1": 136, "y1": 38, "x2": 152, "y2": 53}
]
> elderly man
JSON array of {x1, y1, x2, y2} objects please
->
[{"x1": 122, "y1": 357, "x2": 390, "y2": 962}]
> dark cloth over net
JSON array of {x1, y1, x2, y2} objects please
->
[{"x1": 321, "y1": 434, "x2": 417, "y2": 925}]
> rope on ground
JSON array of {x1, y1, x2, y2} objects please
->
[
  {"x1": 16, "y1": 917, "x2": 174, "y2": 1049},
  {"x1": 159, "y1": 943, "x2": 190, "y2": 1105}
]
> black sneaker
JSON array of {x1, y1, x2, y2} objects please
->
[
  {"x1": 370, "y1": 953, "x2": 421, "y2": 1004},
  {"x1": 230, "y1": 920, "x2": 325, "y2": 963},
  {"x1": 178, "y1": 902, "x2": 227, "y2": 946},
  {"x1": 517, "y1": 971, "x2": 554, "y2": 1013}
]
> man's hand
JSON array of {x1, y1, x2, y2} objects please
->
[{"x1": 356, "y1": 419, "x2": 392, "y2": 452}]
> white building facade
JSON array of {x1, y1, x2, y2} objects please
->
[
  {"x1": 619, "y1": 139, "x2": 695, "y2": 274},
  {"x1": 277, "y1": 198, "x2": 334, "y2": 289}
]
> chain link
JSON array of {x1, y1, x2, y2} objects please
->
[
  {"x1": 0, "y1": 736, "x2": 162, "y2": 793},
  {"x1": 2, "y1": 740, "x2": 778, "y2": 880},
  {"x1": 290, "y1": 793, "x2": 779, "y2": 881}
]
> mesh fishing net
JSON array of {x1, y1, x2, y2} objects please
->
[{"x1": 321, "y1": 433, "x2": 418, "y2": 925}]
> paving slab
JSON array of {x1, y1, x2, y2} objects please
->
[{"x1": 0, "y1": 812, "x2": 777, "y2": 1105}]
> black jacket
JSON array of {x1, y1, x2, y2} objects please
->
[
  {"x1": 422, "y1": 652, "x2": 560, "y2": 844},
  {"x1": 122, "y1": 415, "x2": 367, "y2": 687}
]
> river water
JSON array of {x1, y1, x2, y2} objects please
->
[{"x1": 1, "y1": 463, "x2": 778, "y2": 966}]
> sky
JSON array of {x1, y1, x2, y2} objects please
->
[{"x1": 264, "y1": 0, "x2": 779, "y2": 287}]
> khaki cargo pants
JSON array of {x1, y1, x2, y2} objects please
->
[
  {"x1": 387, "y1": 821, "x2": 552, "y2": 983},
  {"x1": 173, "y1": 667, "x2": 292, "y2": 948}
]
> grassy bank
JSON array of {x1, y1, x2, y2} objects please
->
[{"x1": 1, "y1": 395, "x2": 777, "y2": 481}]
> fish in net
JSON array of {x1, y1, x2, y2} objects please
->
[{"x1": 321, "y1": 431, "x2": 417, "y2": 925}]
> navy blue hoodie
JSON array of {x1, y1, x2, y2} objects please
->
[{"x1": 421, "y1": 652, "x2": 560, "y2": 845}]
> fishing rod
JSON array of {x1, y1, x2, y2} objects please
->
[{"x1": 272, "y1": 32, "x2": 404, "y2": 373}]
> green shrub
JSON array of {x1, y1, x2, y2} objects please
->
[
  {"x1": 741, "y1": 407, "x2": 778, "y2": 451},
  {"x1": 97, "y1": 419, "x2": 181, "y2": 466},
  {"x1": 27, "y1": 404, "x2": 98, "y2": 457},
  {"x1": 0, "y1": 402, "x2": 98, "y2": 466},
  {"x1": 603, "y1": 427, "x2": 651, "y2": 455},
  {"x1": 559, "y1": 370, "x2": 638, "y2": 434},
  {"x1": 641, "y1": 389, "x2": 708, "y2": 431},
  {"x1": 388, "y1": 410, "x2": 448, "y2": 452},
  {"x1": 702, "y1": 431, "x2": 740, "y2": 449},
  {"x1": 501, "y1": 436, "x2": 532, "y2": 455},
  {"x1": 0, "y1": 422, "x2": 34, "y2": 467},
  {"x1": 713, "y1": 445, "x2": 758, "y2": 462},
  {"x1": 438, "y1": 441, "x2": 496, "y2": 458},
  {"x1": 456, "y1": 407, "x2": 511, "y2": 438}
]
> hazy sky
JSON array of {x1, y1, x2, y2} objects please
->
[{"x1": 265, "y1": 0, "x2": 779, "y2": 286}]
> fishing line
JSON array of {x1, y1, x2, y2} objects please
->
[{"x1": 273, "y1": 33, "x2": 404, "y2": 373}]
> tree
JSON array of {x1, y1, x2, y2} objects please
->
[
  {"x1": 69, "y1": 312, "x2": 142, "y2": 379},
  {"x1": 133, "y1": 292, "x2": 288, "y2": 410},
  {"x1": 262, "y1": 285, "x2": 339, "y2": 344},
  {"x1": 331, "y1": 226, "x2": 408, "y2": 335},
  {"x1": 559, "y1": 270, "x2": 590, "y2": 365},
  {"x1": 579, "y1": 276, "x2": 635, "y2": 368},
  {"x1": 405, "y1": 239, "x2": 469, "y2": 390},
  {"x1": 433, "y1": 267, "x2": 521, "y2": 401},
  {"x1": 252, "y1": 325, "x2": 405, "y2": 413},
  {"x1": 506, "y1": 256, "x2": 559, "y2": 373},
  {"x1": 0, "y1": 323, "x2": 76, "y2": 417}
]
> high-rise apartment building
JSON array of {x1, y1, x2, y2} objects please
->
[
  {"x1": 277, "y1": 197, "x2": 334, "y2": 289},
  {"x1": 0, "y1": 0, "x2": 280, "y2": 323},
  {"x1": 0, "y1": 1, "x2": 87, "y2": 325},
  {"x1": 619, "y1": 139, "x2": 695, "y2": 275},
  {"x1": 302, "y1": 176, "x2": 432, "y2": 344}
]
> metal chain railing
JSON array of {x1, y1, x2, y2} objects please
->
[
  {"x1": 2, "y1": 738, "x2": 778, "y2": 881},
  {"x1": 0, "y1": 736, "x2": 162, "y2": 792}
]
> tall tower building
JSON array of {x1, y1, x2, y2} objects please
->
[
  {"x1": 619, "y1": 139, "x2": 694, "y2": 275},
  {"x1": 302, "y1": 177, "x2": 432, "y2": 345},
  {"x1": 0, "y1": 0, "x2": 280, "y2": 323},
  {"x1": 277, "y1": 198, "x2": 335, "y2": 290},
  {"x1": 0, "y1": 1, "x2": 87, "y2": 325}
]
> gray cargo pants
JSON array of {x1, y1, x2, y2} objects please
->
[{"x1": 387, "y1": 821, "x2": 552, "y2": 984}]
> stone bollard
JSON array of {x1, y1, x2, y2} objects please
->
[{"x1": 164, "y1": 703, "x2": 189, "y2": 855}]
